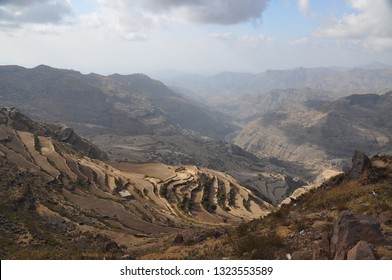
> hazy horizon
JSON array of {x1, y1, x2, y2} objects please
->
[{"x1": 2, "y1": 60, "x2": 392, "y2": 77}]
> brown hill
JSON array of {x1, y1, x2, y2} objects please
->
[
  {"x1": 0, "y1": 65, "x2": 236, "y2": 139},
  {"x1": 0, "y1": 108, "x2": 273, "y2": 259}
]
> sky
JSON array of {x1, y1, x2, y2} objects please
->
[{"x1": 0, "y1": 0, "x2": 392, "y2": 75}]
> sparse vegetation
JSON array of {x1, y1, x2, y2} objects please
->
[
  {"x1": 228, "y1": 184, "x2": 237, "y2": 207},
  {"x1": 133, "y1": 186, "x2": 144, "y2": 198},
  {"x1": 217, "y1": 179, "x2": 226, "y2": 210},
  {"x1": 199, "y1": 174, "x2": 216, "y2": 213},
  {"x1": 242, "y1": 198, "x2": 251, "y2": 211},
  {"x1": 178, "y1": 194, "x2": 193, "y2": 213},
  {"x1": 159, "y1": 183, "x2": 168, "y2": 198},
  {"x1": 232, "y1": 233, "x2": 284, "y2": 259},
  {"x1": 33, "y1": 134, "x2": 40, "y2": 152},
  {"x1": 114, "y1": 177, "x2": 123, "y2": 189}
]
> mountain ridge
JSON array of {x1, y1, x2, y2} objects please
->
[
  {"x1": 152, "y1": 66, "x2": 392, "y2": 106},
  {"x1": 233, "y1": 90, "x2": 392, "y2": 173},
  {"x1": 0, "y1": 64, "x2": 236, "y2": 140}
]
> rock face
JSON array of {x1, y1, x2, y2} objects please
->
[
  {"x1": 347, "y1": 241, "x2": 375, "y2": 260},
  {"x1": 312, "y1": 231, "x2": 330, "y2": 260},
  {"x1": 53, "y1": 125, "x2": 108, "y2": 160},
  {"x1": 330, "y1": 211, "x2": 383, "y2": 260},
  {"x1": 347, "y1": 150, "x2": 371, "y2": 180},
  {"x1": 0, "y1": 107, "x2": 108, "y2": 160}
]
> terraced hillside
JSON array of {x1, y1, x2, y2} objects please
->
[
  {"x1": 0, "y1": 107, "x2": 272, "y2": 259},
  {"x1": 0, "y1": 65, "x2": 310, "y2": 206},
  {"x1": 144, "y1": 151, "x2": 392, "y2": 260}
]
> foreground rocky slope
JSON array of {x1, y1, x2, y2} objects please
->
[
  {"x1": 160, "y1": 151, "x2": 391, "y2": 260},
  {"x1": 0, "y1": 108, "x2": 273, "y2": 259}
]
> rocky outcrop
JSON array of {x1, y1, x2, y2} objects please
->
[
  {"x1": 312, "y1": 231, "x2": 330, "y2": 260},
  {"x1": 347, "y1": 241, "x2": 375, "y2": 260},
  {"x1": 330, "y1": 211, "x2": 383, "y2": 260},
  {"x1": 52, "y1": 125, "x2": 108, "y2": 160},
  {"x1": 347, "y1": 150, "x2": 371, "y2": 180},
  {"x1": 0, "y1": 107, "x2": 108, "y2": 160}
]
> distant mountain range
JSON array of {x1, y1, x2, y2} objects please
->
[
  {"x1": 149, "y1": 65, "x2": 392, "y2": 173},
  {"x1": 151, "y1": 64, "x2": 392, "y2": 106},
  {"x1": 234, "y1": 91, "x2": 392, "y2": 171}
]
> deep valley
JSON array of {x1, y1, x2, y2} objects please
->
[{"x1": 1, "y1": 64, "x2": 391, "y2": 260}]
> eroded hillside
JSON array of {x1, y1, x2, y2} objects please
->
[
  {"x1": 234, "y1": 91, "x2": 392, "y2": 173},
  {"x1": 148, "y1": 151, "x2": 392, "y2": 260},
  {"x1": 0, "y1": 65, "x2": 311, "y2": 205},
  {"x1": 0, "y1": 107, "x2": 273, "y2": 259}
]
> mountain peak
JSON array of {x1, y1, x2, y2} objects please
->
[{"x1": 34, "y1": 64, "x2": 53, "y2": 70}]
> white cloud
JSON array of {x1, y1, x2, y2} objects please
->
[
  {"x1": 210, "y1": 32, "x2": 234, "y2": 41},
  {"x1": 315, "y1": 0, "x2": 392, "y2": 51},
  {"x1": 298, "y1": 0, "x2": 310, "y2": 15},
  {"x1": 239, "y1": 34, "x2": 274, "y2": 47},
  {"x1": 0, "y1": 0, "x2": 73, "y2": 28},
  {"x1": 80, "y1": 0, "x2": 160, "y2": 41},
  {"x1": 82, "y1": 0, "x2": 270, "y2": 40},
  {"x1": 290, "y1": 37, "x2": 308, "y2": 45},
  {"x1": 138, "y1": 0, "x2": 270, "y2": 25},
  {"x1": 210, "y1": 32, "x2": 274, "y2": 48}
]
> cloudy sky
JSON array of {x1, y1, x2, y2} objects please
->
[{"x1": 1, "y1": 0, "x2": 391, "y2": 74}]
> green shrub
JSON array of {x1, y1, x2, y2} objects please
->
[{"x1": 233, "y1": 233, "x2": 284, "y2": 259}]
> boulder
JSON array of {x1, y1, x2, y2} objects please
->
[
  {"x1": 291, "y1": 250, "x2": 312, "y2": 260},
  {"x1": 378, "y1": 211, "x2": 392, "y2": 224},
  {"x1": 330, "y1": 211, "x2": 383, "y2": 259},
  {"x1": 347, "y1": 150, "x2": 371, "y2": 180},
  {"x1": 104, "y1": 241, "x2": 120, "y2": 252},
  {"x1": 347, "y1": 240, "x2": 375, "y2": 260},
  {"x1": 172, "y1": 234, "x2": 184, "y2": 245}
]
